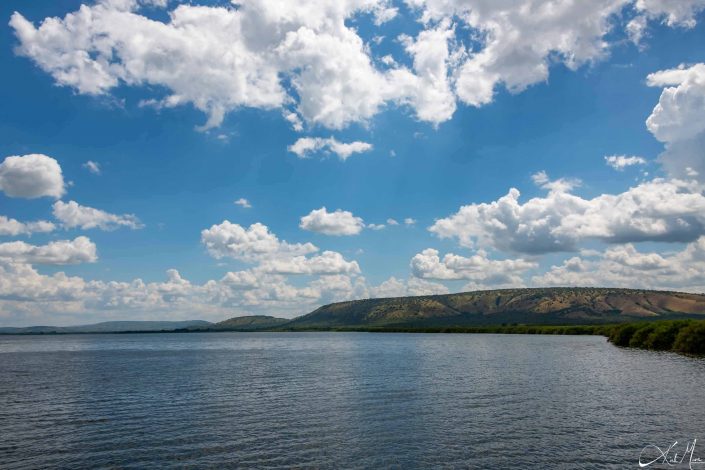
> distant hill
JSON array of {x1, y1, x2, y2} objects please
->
[
  {"x1": 0, "y1": 320, "x2": 212, "y2": 334},
  {"x1": 209, "y1": 315, "x2": 289, "y2": 331},
  {"x1": 285, "y1": 288, "x2": 705, "y2": 329},
  {"x1": 4, "y1": 288, "x2": 705, "y2": 334}
]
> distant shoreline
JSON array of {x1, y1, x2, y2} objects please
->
[{"x1": 2, "y1": 319, "x2": 704, "y2": 357}]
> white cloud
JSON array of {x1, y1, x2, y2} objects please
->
[
  {"x1": 82, "y1": 161, "x2": 101, "y2": 175},
  {"x1": 646, "y1": 64, "x2": 705, "y2": 143},
  {"x1": 646, "y1": 63, "x2": 705, "y2": 182},
  {"x1": 0, "y1": 154, "x2": 65, "y2": 199},
  {"x1": 368, "y1": 276, "x2": 407, "y2": 297},
  {"x1": 533, "y1": 236, "x2": 705, "y2": 292},
  {"x1": 201, "y1": 221, "x2": 317, "y2": 262},
  {"x1": 368, "y1": 275, "x2": 450, "y2": 297},
  {"x1": 412, "y1": 0, "x2": 631, "y2": 108},
  {"x1": 0, "y1": 216, "x2": 369, "y2": 322},
  {"x1": 283, "y1": 111, "x2": 304, "y2": 132},
  {"x1": 605, "y1": 155, "x2": 647, "y2": 170},
  {"x1": 259, "y1": 251, "x2": 360, "y2": 275},
  {"x1": 410, "y1": 248, "x2": 536, "y2": 287},
  {"x1": 53, "y1": 201, "x2": 143, "y2": 231},
  {"x1": 0, "y1": 261, "x2": 88, "y2": 304},
  {"x1": 300, "y1": 207, "x2": 365, "y2": 236},
  {"x1": 0, "y1": 262, "x2": 369, "y2": 323},
  {"x1": 635, "y1": 0, "x2": 705, "y2": 28},
  {"x1": 406, "y1": 277, "x2": 450, "y2": 296},
  {"x1": 627, "y1": 14, "x2": 648, "y2": 44},
  {"x1": 430, "y1": 176, "x2": 705, "y2": 254},
  {"x1": 398, "y1": 19, "x2": 457, "y2": 124},
  {"x1": 367, "y1": 223, "x2": 386, "y2": 230},
  {"x1": 0, "y1": 235, "x2": 367, "y2": 323},
  {"x1": 13, "y1": 0, "x2": 700, "y2": 135},
  {"x1": 288, "y1": 137, "x2": 373, "y2": 160},
  {"x1": 404, "y1": 218, "x2": 416, "y2": 225},
  {"x1": 9, "y1": 0, "x2": 408, "y2": 131},
  {"x1": 234, "y1": 198, "x2": 252, "y2": 208},
  {"x1": 532, "y1": 170, "x2": 581, "y2": 193},
  {"x1": 531, "y1": 170, "x2": 550, "y2": 186},
  {"x1": 0, "y1": 216, "x2": 55, "y2": 236},
  {"x1": 0, "y1": 237, "x2": 96, "y2": 265},
  {"x1": 386, "y1": 218, "x2": 399, "y2": 226}
]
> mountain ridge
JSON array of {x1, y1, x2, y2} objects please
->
[
  {"x1": 2, "y1": 288, "x2": 705, "y2": 334},
  {"x1": 283, "y1": 287, "x2": 705, "y2": 328}
]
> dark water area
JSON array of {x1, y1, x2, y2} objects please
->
[{"x1": 1, "y1": 332, "x2": 704, "y2": 469}]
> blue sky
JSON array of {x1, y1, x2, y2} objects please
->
[{"x1": 1, "y1": 0, "x2": 705, "y2": 325}]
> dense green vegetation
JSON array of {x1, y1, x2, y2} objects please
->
[
  {"x1": 607, "y1": 319, "x2": 705, "y2": 355},
  {"x1": 278, "y1": 324, "x2": 609, "y2": 335}
]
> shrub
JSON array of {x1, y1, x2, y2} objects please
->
[
  {"x1": 673, "y1": 322, "x2": 705, "y2": 355},
  {"x1": 609, "y1": 324, "x2": 639, "y2": 347},
  {"x1": 629, "y1": 324, "x2": 655, "y2": 348},
  {"x1": 644, "y1": 321, "x2": 689, "y2": 351}
]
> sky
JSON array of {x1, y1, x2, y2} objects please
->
[{"x1": 1, "y1": 0, "x2": 705, "y2": 326}]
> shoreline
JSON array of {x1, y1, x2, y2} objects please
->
[{"x1": 2, "y1": 319, "x2": 703, "y2": 356}]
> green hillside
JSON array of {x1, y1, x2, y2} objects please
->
[{"x1": 284, "y1": 287, "x2": 705, "y2": 329}]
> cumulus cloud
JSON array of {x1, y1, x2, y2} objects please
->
[
  {"x1": 201, "y1": 221, "x2": 318, "y2": 262},
  {"x1": 410, "y1": 248, "x2": 536, "y2": 288},
  {"x1": 368, "y1": 275, "x2": 450, "y2": 298},
  {"x1": 259, "y1": 251, "x2": 360, "y2": 275},
  {"x1": 9, "y1": 0, "x2": 408, "y2": 131},
  {"x1": 0, "y1": 217, "x2": 370, "y2": 322},
  {"x1": 0, "y1": 237, "x2": 96, "y2": 265},
  {"x1": 0, "y1": 154, "x2": 65, "y2": 199},
  {"x1": 404, "y1": 218, "x2": 416, "y2": 226},
  {"x1": 12, "y1": 0, "x2": 701, "y2": 135},
  {"x1": 0, "y1": 216, "x2": 55, "y2": 236},
  {"x1": 646, "y1": 64, "x2": 705, "y2": 142},
  {"x1": 605, "y1": 155, "x2": 647, "y2": 170},
  {"x1": 430, "y1": 176, "x2": 705, "y2": 254},
  {"x1": 0, "y1": 262, "x2": 370, "y2": 323},
  {"x1": 0, "y1": 261, "x2": 88, "y2": 304},
  {"x1": 300, "y1": 207, "x2": 365, "y2": 236},
  {"x1": 397, "y1": 19, "x2": 457, "y2": 124},
  {"x1": 646, "y1": 63, "x2": 705, "y2": 181},
  {"x1": 533, "y1": 236, "x2": 705, "y2": 292},
  {"x1": 197, "y1": 220, "x2": 365, "y2": 313},
  {"x1": 288, "y1": 137, "x2": 373, "y2": 160},
  {"x1": 53, "y1": 201, "x2": 143, "y2": 231},
  {"x1": 413, "y1": 0, "x2": 631, "y2": 107}
]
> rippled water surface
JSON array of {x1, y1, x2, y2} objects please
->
[{"x1": 1, "y1": 332, "x2": 704, "y2": 468}]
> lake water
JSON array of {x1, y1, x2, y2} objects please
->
[{"x1": 1, "y1": 332, "x2": 704, "y2": 468}]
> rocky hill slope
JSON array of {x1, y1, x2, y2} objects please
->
[{"x1": 284, "y1": 288, "x2": 705, "y2": 328}]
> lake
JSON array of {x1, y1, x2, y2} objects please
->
[{"x1": 1, "y1": 332, "x2": 704, "y2": 468}]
